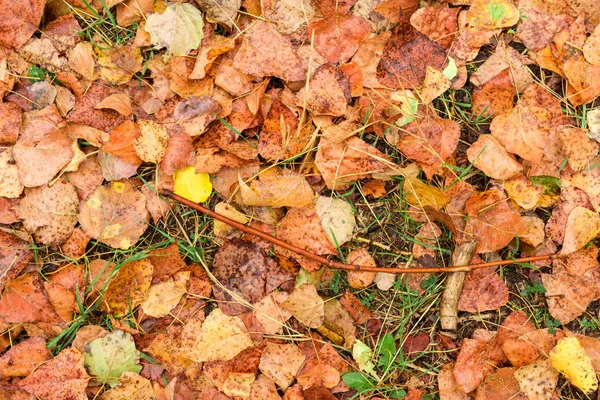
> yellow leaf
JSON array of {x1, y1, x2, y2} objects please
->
[
  {"x1": 173, "y1": 166, "x2": 212, "y2": 203},
  {"x1": 403, "y1": 177, "x2": 449, "y2": 211},
  {"x1": 560, "y1": 207, "x2": 600, "y2": 255},
  {"x1": 549, "y1": 337, "x2": 598, "y2": 393},
  {"x1": 145, "y1": 3, "x2": 204, "y2": 57}
]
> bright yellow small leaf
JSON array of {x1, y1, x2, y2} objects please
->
[
  {"x1": 173, "y1": 166, "x2": 212, "y2": 203},
  {"x1": 549, "y1": 337, "x2": 598, "y2": 393}
]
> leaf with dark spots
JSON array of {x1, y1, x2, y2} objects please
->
[
  {"x1": 0, "y1": 230, "x2": 33, "y2": 292},
  {"x1": 212, "y1": 238, "x2": 270, "y2": 315},
  {"x1": 308, "y1": 14, "x2": 371, "y2": 64},
  {"x1": 376, "y1": 19, "x2": 446, "y2": 89}
]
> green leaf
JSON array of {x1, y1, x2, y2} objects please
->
[
  {"x1": 377, "y1": 333, "x2": 396, "y2": 370},
  {"x1": 353, "y1": 339, "x2": 378, "y2": 378},
  {"x1": 442, "y1": 57, "x2": 457, "y2": 80},
  {"x1": 390, "y1": 388, "x2": 407, "y2": 398},
  {"x1": 83, "y1": 330, "x2": 142, "y2": 387},
  {"x1": 342, "y1": 372, "x2": 374, "y2": 392},
  {"x1": 145, "y1": 3, "x2": 204, "y2": 57}
]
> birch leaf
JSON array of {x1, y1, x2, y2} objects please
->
[{"x1": 145, "y1": 3, "x2": 204, "y2": 57}]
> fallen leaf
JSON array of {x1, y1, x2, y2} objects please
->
[
  {"x1": 95, "y1": 93, "x2": 132, "y2": 116},
  {"x1": 345, "y1": 247, "x2": 376, "y2": 289},
  {"x1": 117, "y1": 0, "x2": 154, "y2": 26},
  {"x1": 558, "y1": 126, "x2": 599, "y2": 172},
  {"x1": 196, "y1": 0, "x2": 239, "y2": 29},
  {"x1": 0, "y1": 149, "x2": 23, "y2": 198},
  {"x1": 315, "y1": 136, "x2": 396, "y2": 190},
  {"x1": 281, "y1": 283, "x2": 324, "y2": 328},
  {"x1": 471, "y1": 69, "x2": 515, "y2": 118},
  {"x1": 458, "y1": 267, "x2": 508, "y2": 312},
  {"x1": 503, "y1": 175, "x2": 544, "y2": 210},
  {"x1": 190, "y1": 35, "x2": 236, "y2": 79},
  {"x1": 236, "y1": 167, "x2": 314, "y2": 208},
  {"x1": 0, "y1": 337, "x2": 50, "y2": 378},
  {"x1": 490, "y1": 84, "x2": 565, "y2": 165},
  {"x1": 0, "y1": 231, "x2": 33, "y2": 291},
  {"x1": 545, "y1": 187, "x2": 592, "y2": 245},
  {"x1": 393, "y1": 117, "x2": 460, "y2": 177},
  {"x1": 514, "y1": 359, "x2": 559, "y2": 400},
  {"x1": 553, "y1": 244, "x2": 599, "y2": 277},
  {"x1": 251, "y1": 374, "x2": 281, "y2": 400},
  {"x1": 18, "y1": 348, "x2": 90, "y2": 400},
  {"x1": 0, "y1": 271, "x2": 63, "y2": 325},
  {"x1": 212, "y1": 238, "x2": 270, "y2": 315},
  {"x1": 315, "y1": 196, "x2": 356, "y2": 248},
  {"x1": 549, "y1": 336, "x2": 597, "y2": 393},
  {"x1": 420, "y1": 66, "x2": 451, "y2": 103},
  {"x1": 322, "y1": 299, "x2": 356, "y2": 348},
  {"x1": 160, "y1": 131, "x2": 195, "y2": 175},
  {"x1": 141, "y1": 272, "x2": 189, "y2": 317},
  {"x1": 101, "y1": 120, "x2": 143, "y2": 165},
  {"x1": 519, "y1": 215, "x2": 545, "y2": 247},
  {"x1": 0, "y1": 102, "x2": 22, "y2": 145},
  {"x1": 409, "y1": 6, "x2": 459, "y2": 49},
  {"x1": 222, "y1": 372, "x2": 256, "y2": 398},
  {"x1": 467, "y1": 134, "x2": 523, "y2": 181},
  {"x1": 94, "y1": 45, "x2": 143, "y2": 85},
  {"x1": 308, "y1": 14, "x2": 370, "y2": 64},
  {"x1": 439, "y1": 363, "x2": 469, "y2": 400},
  {"x1": 182, "y1": 308, "x2": 253, "y2": 362},
  {"x1": 259, "y1": 97, "x2": 311, "y2": 161},
  {"x1": 16, "y1": 179, "x2": 79, "y2": 246},
  {"x1": 233, "y1": 21, "x2": 305, "y2": 81},
  {"x1": 253, "y1": 292, "x2": 292, "y2": 335},
  {"x1": 560, "y1": 206, "x2": 600, "y2": 255},
  {"x1": 133, "y1": 119, "x2": 170, "y2": 164},
  {"x1": 542, "y1": 269, "x2": 595, "y2": 324},
  {"x1": 84, "y1": 330, "x2": 142, "y2": 387},
  {"x1": 404, "y1": 177, "x2": 449, "y2": 211},
  {"x1": 78, "y1": 181, "x2": 149, "y2": 250},
  {"x1": 276, "y1": 208, "x2": 336, "y2": 271},
  {"x1": 464, "y1": 190, "x2": 523, "y2": 253},
  {"x1": 470, "y1": 40, "x2": 533, "y2": 93},
  {"x1": 13, "y1": 106, "x2": 73, "y2": 188},
  {"x1": 97, "y1": 152, "x2": 140, "y2": 182},
  {"x1": 100, "y1": 372, "x2": 155, "y2": 399},
  {"x1": 298, "y1": 364, "x2": 340, "y2": 389},
  {"x1": 377, "y1": 19, "x2": 446, "y2": 89},
  {"x1": 145, "y1": 3, "x2": 204, "y2": 57},
  {"x1": 0, "y1": 0, "x2": 45, "y2": 49},
  {"x1": 475, "y1": 367, "x2": 526, "y2": 400},
  {"x1": 102, "y1": 259, "x2": 153, "y2": 317},
  {"x1": 296, "y1": 64, "x2": 350, "y2": 116},
  {"x1": 259, "y1": 343, "x2": 306, "y2": 389}
]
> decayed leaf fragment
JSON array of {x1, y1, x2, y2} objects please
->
[
  {"x1": 78, "y1": 181, "x2": 149, "y2": 250},
  {"x1": 145, "y1": 3, "x2": 204, "y2": 57}
]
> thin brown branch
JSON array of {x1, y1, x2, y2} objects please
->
[{"x1": 162, "y1": 190, "x2": 563, "y2": 274}]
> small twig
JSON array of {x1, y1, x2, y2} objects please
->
[{"x1": 162, "y1": 190, "x2": 564, "y2": 274}]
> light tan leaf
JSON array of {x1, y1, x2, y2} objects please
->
[
  {"x1": 95, "y1": 93, "x2": 132, "y2": 116},
  {"x1": 542, "y1": 269, "x2": 595, "y2": 324},
  {"x1": 236, "y1": 167, "x2": 315, "y2": 208},
  {"x1": 466, "y1": 134, "x2": 523, "y2": 180},
  {"x1": 261, "y1": 0, "x2": 315, "y2": 34},
  {"x1": 0, "y1": 149, "x2": 23, "y2": 198},
  {"x1": 253, "y1": 292, "x2": 291, "y2": 335},
  {"x1": 315, "y1": 196, "x2": 356, "y2": 247},
  {"x1": 140, "y1": 272, "x2": 189, "y2": 317},
  {"x1": 514, "y1": 359, "x2": 559, "y2": 400},
  {"x1": 281, "y1": 283, "x2": 324, "y2": 328},
  {"x1": 560, "y1": 206, "x2": 600, "y2": 255},
  {"x1": 145, "y1": 3, "x2": 204, "y2": 57},
  {"x1": 182, "y1": 308, "x2": 253, "y2": 362},
  {"x1": 346, "y1": 247, "x2": 376, "y2": 289},
  {"x1": 100, "y1": 372, "x2": 155, "y2": 400},
  {"x1": 78, "y1": 181, "x2": 149, "y2": 250},
  {"x1": 133, "y1": 120, "x2": 170, "y2": 164},
  {"x1": 259, "y1": 343, "x2": 306, "y2": 389}
]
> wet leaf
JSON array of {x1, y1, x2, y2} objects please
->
[
  {"x1": 542, "y1": 269, "x2": 595, "y2": 324},
  {"x1": 458, "y1": 267, "x2": 508, "y2": 312},
  {"x1": 0, "y1": 0, "x2": 45, "y2": 49},
  {"x1": 0, "y1": 337, "x2": 50, "y2": 378},
  {"x1": 84, "y1": 330, "x2": 142, "y2": 387},
  {"x1": 466, "y1": 134, "x2": 523, "y2": 181},
  {"x1": 78, "y1": 181, "x2": 149, "y2": 250},
  {"x1": 145, "y1": 3, "x2": 204, "y2": 57},
  {"x1": 0, "y1": 272, "x2": 62, "y2": 325}
]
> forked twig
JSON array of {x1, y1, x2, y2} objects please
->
[{"x1": 162, "y1": 190, "x2": 563, "y2": 274}]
